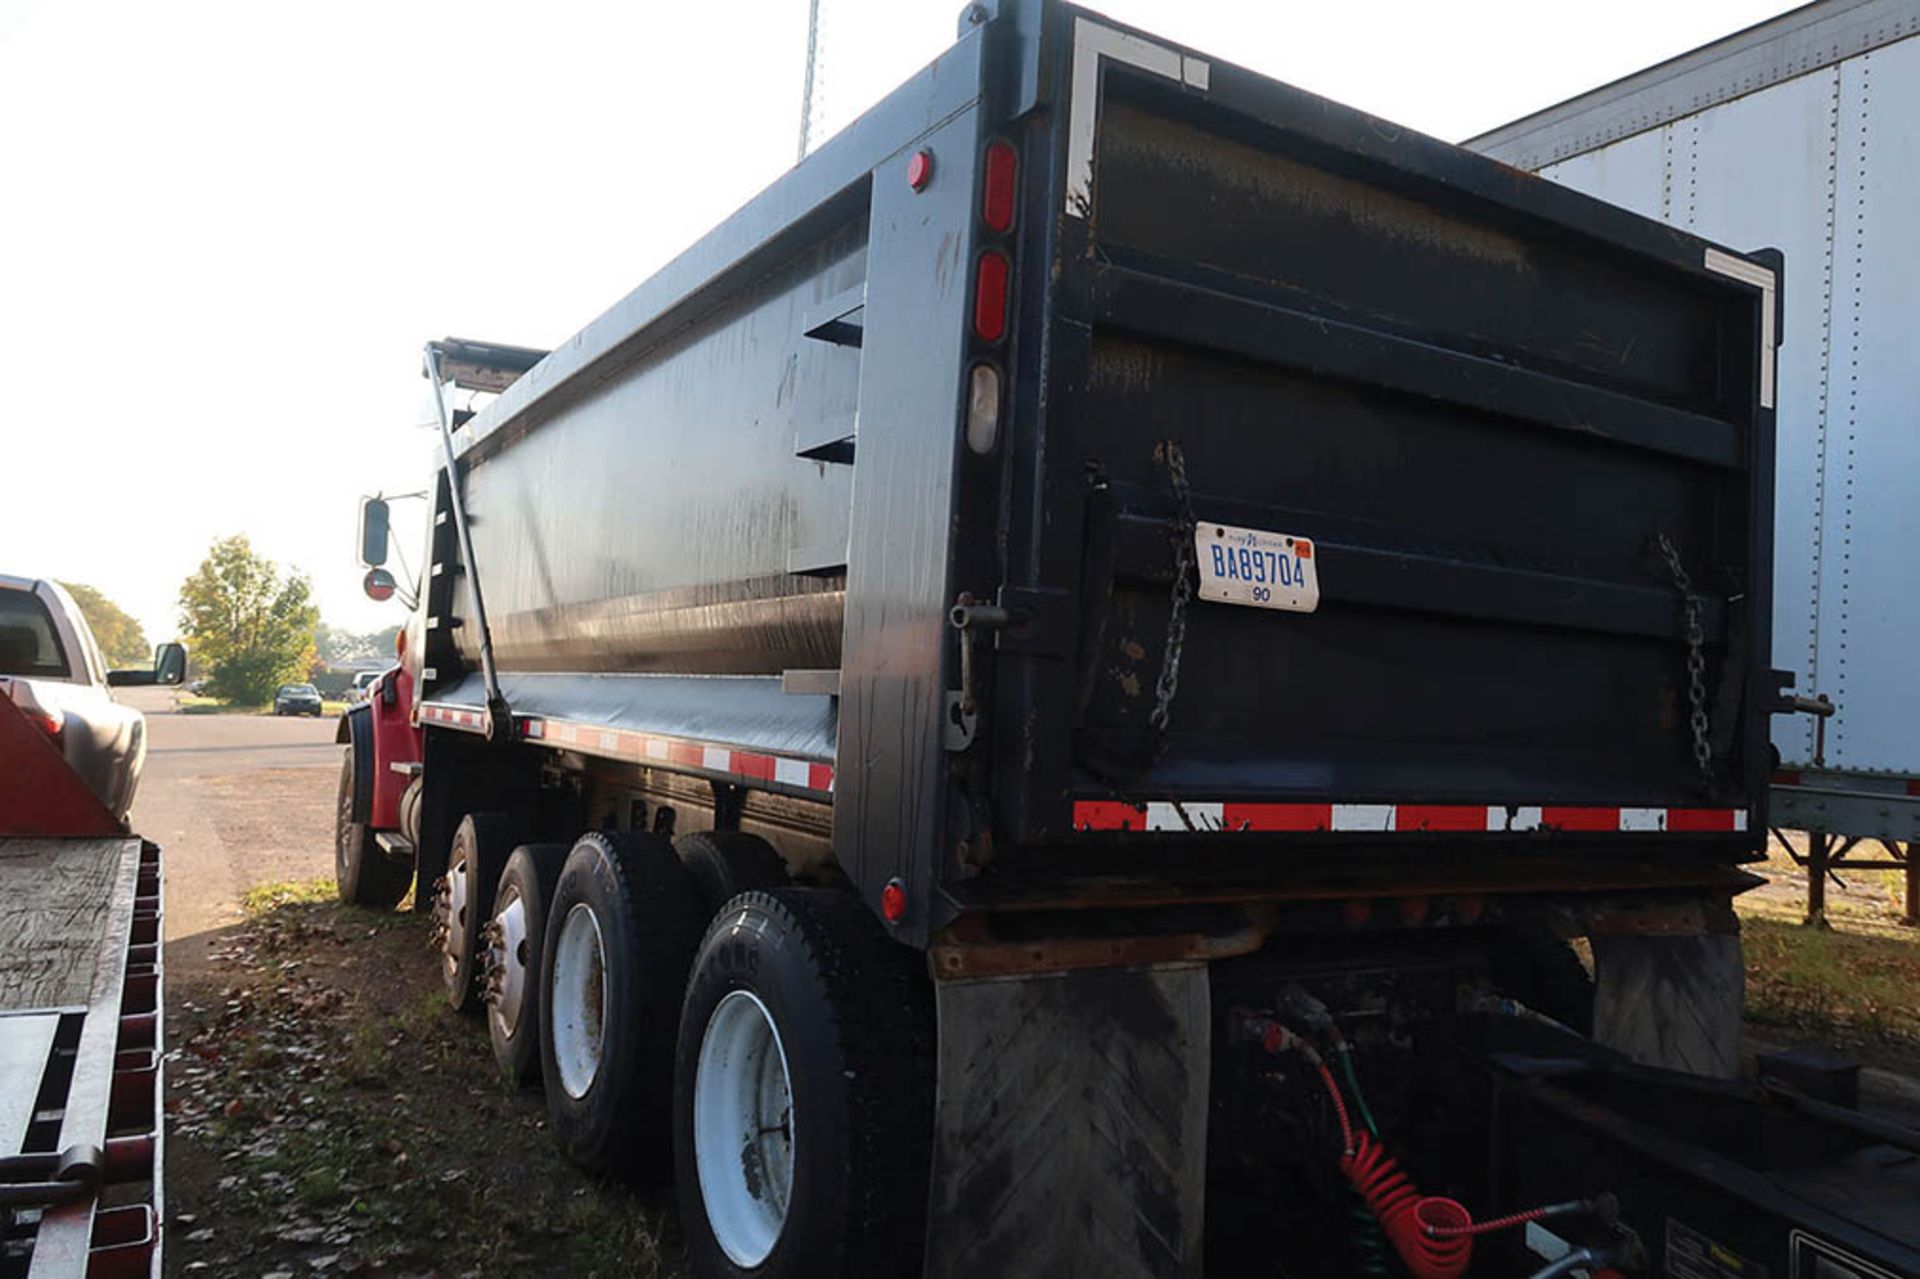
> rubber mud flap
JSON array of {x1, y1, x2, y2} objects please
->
[
  {"x1": 1592, "y1": 931, "x2": 1743, "y2": 1078},
  {"x1": 925, "y1": 964, "x2": 1211, "y2": 1279}
]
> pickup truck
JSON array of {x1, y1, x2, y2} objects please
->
[{"x1": 0, "y1": 574, "x2": 185, "y2": 822}]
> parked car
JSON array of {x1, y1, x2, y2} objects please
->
[
  {"x1": 273, "y1": 683, "x2": 325, "y2": 717},
  {"x1": 0, "y1": 574, "x2": 185, "y2": 821},
  {"x1": 187, "y1": 676, "x2": 211, "y2": 696},
  {"x1": 350, "y1": 669, "x2": 385, "y2": 702}
]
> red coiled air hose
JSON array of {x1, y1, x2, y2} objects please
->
[
  {"x1": 1313, "y1": 1060, "x2": 1475, "y2": 1279},
  {"x1": 1340, "y1": 1129, "x2": 1474, "y2": 1279}
]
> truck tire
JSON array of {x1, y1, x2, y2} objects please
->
[
  {"x1": 335, "y1": 741, "x2": 410, "y2": 910},
  {"x1": 541, "y1": 830, "x2": 701, "y2": 1181},
  {"x1": 675, "y1": 830, "x2": 787, "y2": 917},
  {"x1": 440, "y1": 812, "x2": 514, "y2": 1013},
  {"x1": 486, "y1": 842, "x2": 570, "y2": 1088},
  {"x1": 674, "y1": 889, "x2": 934, "y2": 1278}
]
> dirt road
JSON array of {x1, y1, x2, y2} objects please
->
[{"x1": 124, "y1": 686, "x2": 338, "y2": 969}]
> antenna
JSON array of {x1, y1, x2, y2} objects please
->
[{"x1": 798, "y1": 0, "x2": 823, "y2": 161}]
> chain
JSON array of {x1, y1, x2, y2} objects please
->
[
  {"x1": 1150, "y1": 441, "x2": 1196, "y2": 735},
  {"x1": 1655, "y1": 533, "x2": 1713, "y2": 784}
]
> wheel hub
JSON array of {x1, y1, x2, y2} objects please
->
[
  {"x1": 440, "y1": 857, "x2": 470, "y2": 982},
  {"x1": 486, "y1": 888, "x2": 530, "y2": 1034}
]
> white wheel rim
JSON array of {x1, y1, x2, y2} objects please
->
[
  {"x1": 551, "y1": 903, "x2": 607, "y2": 1099},
  {"x1": 694, "y1": 990, "x2": 794, "y2": 1268},
  {"x1": 489, "y1": 888, "x2": 530, "y2": 1037},
  {"x1": 443, "y1": 854, "x2": 471, "y2": 982}
]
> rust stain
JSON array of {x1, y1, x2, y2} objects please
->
[{"x1": 934, "y1": 229, "x2": 958, "y2": 294}]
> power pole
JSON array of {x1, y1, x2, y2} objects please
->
[{"x1": 798, "y1": 0, "x2": 823, "y2": 161}]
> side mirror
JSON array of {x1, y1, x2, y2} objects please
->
[
  {"x1": 108, "y1": 641, "x2": 188, "y2": 688},
  {"x1": 358, "y1": 496, "x2": 391, "y2": 568},
  {"x1": 155, "y1": 642, "x2": 187, "y2": 686},
  {"x1": 363, "y1": 567, "x2": 398, "y2": 602}
]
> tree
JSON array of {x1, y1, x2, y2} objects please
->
[
  {"x1": 57, "y1": 582, "x2": 150, "y2": 668},
  {"x1": 177, "y1": 536, "x2": 320, "y2": 704},
  {"x1": 315, "y1": 622, "x2": 402, "y2": 666}
]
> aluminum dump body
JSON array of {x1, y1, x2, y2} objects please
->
[{"x1": 421, "y1": 0, "x2": 1781, "y2": 943}]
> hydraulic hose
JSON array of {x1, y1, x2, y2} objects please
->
[{"x1": 1241, "y1": 1013, "x2": 1601, "y2": 1279}]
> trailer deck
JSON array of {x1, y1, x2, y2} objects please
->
[{"x1": 1, "y1": 836, "x2": 163, "y2": 1279}]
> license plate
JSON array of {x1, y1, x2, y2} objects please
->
[{"x1": 1194, "y1": 522, "x2": 1319, "y2": 613}]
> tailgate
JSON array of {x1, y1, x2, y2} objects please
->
[{"x1": 1031, "y1": 21, "x2": 1774, "y2": 838}]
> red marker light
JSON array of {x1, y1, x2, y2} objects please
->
[
  {"x1": 973, "y1": 250, "x2": 1010, "y2": 342},
  {"x1": 907, "y1": 149, "x2": 934, "y2": 191},
  {"x1": 881, "y1": 879, "x2": 907, "y2": 923},
  {"x1": 23, "y1": 704, "x2": 62, "y2": 740},
  {"x1": 982, "y1": 140, "x2": 1017, "y2": 231}
]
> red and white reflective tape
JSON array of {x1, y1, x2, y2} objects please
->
[
  {"x1": 420, "y1": 704, "x2": 487, "y2": 732},
  {"x1": 421, "y1": 704, "x2": 836, "y2": 799},
  {"x1": 1072, "y1": 801, "x2": 1749, "y2": 834}
]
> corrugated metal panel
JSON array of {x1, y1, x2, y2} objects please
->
[
  {"x1": 1516, "y1": 30, "x2": 1920, "y2": 774},
  {"x1": 1467, "y1": 0, "x2": 1920, "y2": 168}
]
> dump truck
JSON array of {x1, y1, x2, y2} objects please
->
[{"x1": 335, "y1": 3, "x2": 1920, "y2": 1274}]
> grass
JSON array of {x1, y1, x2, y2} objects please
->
[
  {"x1": 242, "y1": 878, "x2": 341, "y2": 913},
  {"x1": 1737, "y1": 833, "x2": 1920, "y2": 1048},
  {"x1": 172, "y1": 877, "x2": 684, "y2": 1276},
  {"x1": 1743, "y1": 915, "x2": 1920, "y2": 1044}
]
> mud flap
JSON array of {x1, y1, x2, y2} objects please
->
[
  {"x1": 1591, "y1": 931, "x2": 1744, "y2": 1078},
  {"x1": 924, "y1": 964, "x2": 1210, "y2": 1279}
]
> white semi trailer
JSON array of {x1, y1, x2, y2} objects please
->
[{"x1": 1469, "y1": 0, "x2": 1920, "y2": 925}]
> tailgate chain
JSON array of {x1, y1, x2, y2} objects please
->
[
  {"x1": 1654, "y1": 533, "x2": 1713, "y2": 785},
  {"x1": 1150, "y1": 441, "x2": 1196, "y2": 736}
]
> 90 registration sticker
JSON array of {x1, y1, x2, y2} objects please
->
[{"x1": 1194, "y1": 522, "x2": 1319, "y2": 613}]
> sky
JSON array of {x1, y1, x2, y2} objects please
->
[{"x1": 0, "y1": 0, "x2": 1798, "y2": 646}]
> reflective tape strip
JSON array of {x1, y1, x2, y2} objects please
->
[
  {"x1": 1073, "y1": 801, "x2": 1750, "y2": 834},
  {"x1": 420, "y1": 704, "x2": 486, "y2": 732},
  {"x1": 478, "y1": 710, "x2": 835, "y2": 800}
]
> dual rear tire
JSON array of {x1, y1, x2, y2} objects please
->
[
  {"x1": 674, "y1": 890, "x2": 934, "y2": 1278},
  {"x1": 539, "y1": 830, "x2": 701, "y2": 1181},
  {"x1": 524, "y1": 828, "x2": 933, "y2": 1275}
]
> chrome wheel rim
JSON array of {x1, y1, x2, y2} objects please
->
[
  {"x1": 489, "y1": 887, "x2": 531, "y2": 1036},
  {"x1": 442, "y1": 852, "x2": 471, "y2": 984}
]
